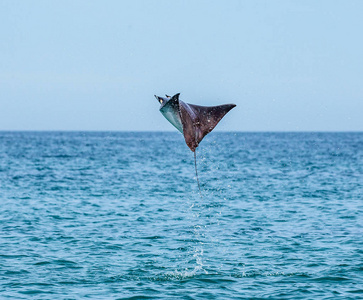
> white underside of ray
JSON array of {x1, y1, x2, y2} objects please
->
[{"x1": 160, "y1": 105, "x2": 183, "y2": 134}]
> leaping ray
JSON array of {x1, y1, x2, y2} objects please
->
[
  {"x1": 155, "y1": 93, "x2": 236, "y2": 193},
  {"x1": 155, "y1": 93, "x2": 236, "y2": 152}
]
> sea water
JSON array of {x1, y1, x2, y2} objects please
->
[{"x1": 0, "y1": 131, "x2": 362, "y2": 299}]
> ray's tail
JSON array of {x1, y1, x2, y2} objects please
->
[{"x1": 194, "y1": 151, "x2": 201, "y2": 195}]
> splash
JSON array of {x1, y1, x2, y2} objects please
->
[{"x1": 166, "y1": 246, "x2": 208, "y2": 280}]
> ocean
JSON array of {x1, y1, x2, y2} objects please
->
[{"x1": 0, "y1": 131, "x2": 362, "y2": 299}]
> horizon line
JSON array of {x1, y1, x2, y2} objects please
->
[{"x1": 0, "y1": 130, "x2": 362, "y2": 133}]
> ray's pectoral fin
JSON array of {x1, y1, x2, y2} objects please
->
[
  {"x1": 191, "y1": 103, "x2": 236, "y2": 146},
  {"x1": 192, "y1": 103, "x2": 236, "y2": 141},
  {"x1": 179, "y1": 101, "x2": 236, "y2": 152}
]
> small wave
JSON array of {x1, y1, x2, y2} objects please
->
[{"x1": 311, "y1": 276, "x2": 351, "y2": 282}]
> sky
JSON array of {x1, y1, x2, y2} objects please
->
[{"x1": 0, "y1": 0, "x2": 362, "y2": 131}]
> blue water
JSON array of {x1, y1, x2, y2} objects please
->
[{"x1": 0, "y1": 132, "x2": 362, "y2": 299}]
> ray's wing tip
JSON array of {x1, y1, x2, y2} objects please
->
[{"x1": 226, "y1": 103, "x2": 237, "y2": 110}]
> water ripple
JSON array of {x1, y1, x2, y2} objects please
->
[{"x1": 0, "y1": 132, "x2": 362, "y2": 299}]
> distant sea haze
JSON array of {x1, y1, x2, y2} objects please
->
[{"x1": 0, "y1": 131, "x2": 362, "y2": 299}]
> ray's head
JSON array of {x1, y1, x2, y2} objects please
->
[{"x1": 154, "y1": 94, "x2": 171, "y2": 108}]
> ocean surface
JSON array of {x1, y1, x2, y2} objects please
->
[{"x1": 0, "y1": 131, "x2": 362, "y2": 299}]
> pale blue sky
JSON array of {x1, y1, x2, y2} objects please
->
[{"x1": 1, "y1": 0, "x2": 362, "y2": 131}]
